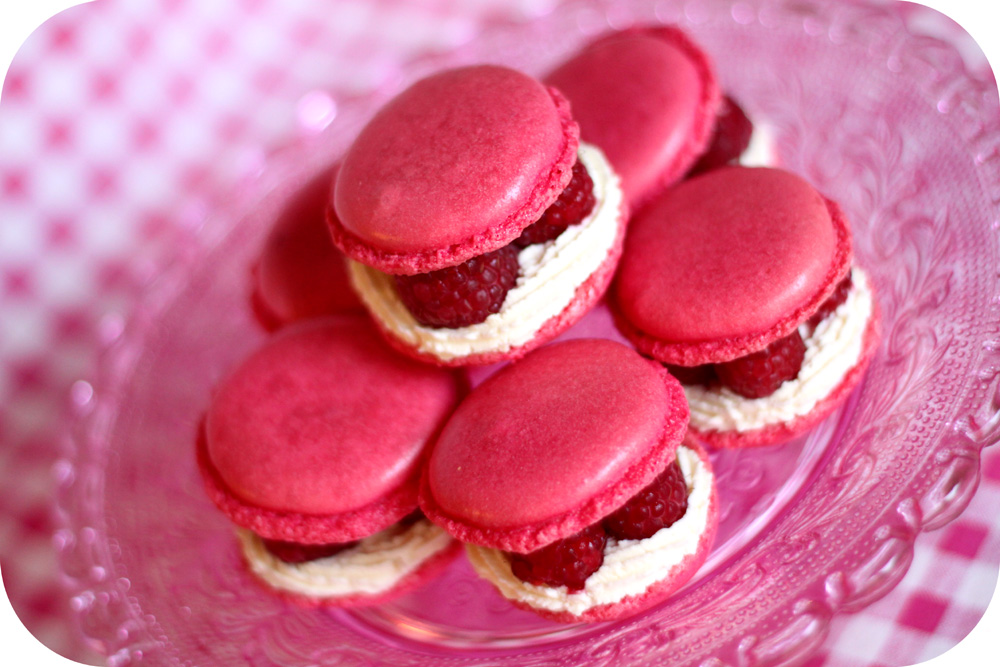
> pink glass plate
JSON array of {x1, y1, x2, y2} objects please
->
[{"x1": 58, "y1": 0, "x2": 1000, "y2": 665}]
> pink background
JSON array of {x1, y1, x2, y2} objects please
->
[{"x1": 1, "y1": 1, "x2": 997, "y2": 665}]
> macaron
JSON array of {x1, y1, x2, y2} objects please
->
[
  {"x1": 329, "y1": 65, "x2": 626, "y2": 366},
  {"x1": 544, "y1": 26, "x2": 720, "y2": 211},
  {"x1": 251, "y1": 165, "x2": 362, "y2": 330},
  {"x1": 613, "y1": 167, "x2": 881, "y2": 448},
  {"x1": 197, "y1": 315, "x2": 463, "y2": 605},
  {"x1": 420, "y1": 339, "x2": 718, "y2": 622}
]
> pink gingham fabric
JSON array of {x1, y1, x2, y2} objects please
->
[{"x1": 0, "y1": 1, "x2": 996, "y2": 665}]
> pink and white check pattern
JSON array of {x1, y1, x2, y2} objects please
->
[{"x1": 0, "y1": 1, "x2": 996, "y2": 665}]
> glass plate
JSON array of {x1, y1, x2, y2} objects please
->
[{"x1": 58, "y1": 0, "x2": 1000, "y2": 665}]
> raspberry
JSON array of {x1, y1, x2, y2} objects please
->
[
  {"x1": 808, "y1": 275, "x2": 853, "y2": 328},
  {"x1": 395, "y1": 244, "x2": 520, "y2": 328},
  {"x1": 603, "y1": 460, "x2": 689, "y2": 541},
  {"x1": 262, "y1": 538, "x2": 359, "y2": 564},
  {"x1": 514, "y1": 160, "x2": 596, "y2": 247},
  {"x1": 689, "y1": 96, "x2": 754, "y2": 176},
  {"x1": 507, "y1": 524, "x2": 607, "y2": 592},
  {"x1": 665, "y1": 363, "x2": 717, "y2": 387},
  {"x1": 715, "y1": 331, "x2": 807, "y2": 399}
]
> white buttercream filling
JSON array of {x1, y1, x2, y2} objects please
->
[
  {"x1": 348, "y1": 142, "x2": 623, "y2": 361},
  {"x1": 686, "y1": 267, "x2": 873, "y2": 433},
  {"x1": 239, "y1": 519, "x2": 452, "y2": 599},
  {"x1": 465, "y1": 445, "x2": 713, "y2": 617},
  {"x1": 739, "y1": 122, "x2": 778, "y2": 167}
]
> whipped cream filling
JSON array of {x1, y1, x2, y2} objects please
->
[
  {"x1": 739, "y1": 121, "x2": 778, "y2": 168},
  {"x1": 466, "y1": 445, "x2": 713, "y2": 617},
  {"x1": 239, "y1": 519, "x2": 452, "y2": 599},
  {"x1": 686, "y1": 267, "x2": 873, "y2": 433},
  {"x1": 348, "y1": 142, "x2": 623, "y2": 361}
]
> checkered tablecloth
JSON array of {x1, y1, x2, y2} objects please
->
[{"x1": 1, "y1": 1, "x2": 996, "y2": 665}]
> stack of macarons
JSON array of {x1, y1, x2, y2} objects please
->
[
  {"x1": 326, "y1": 64, "x2": 627, "y2": 367},
  {"x1": 420, "y1": 339, "x2": 718, "y2": 622},
  {"x1": 197, "y1": 316, "x2": 463, "y2": 605},
  {"x1": 203, "y1": 23, "x2": 881, "y2": 622},
  {"x1": 613, "y1": 167, "x2": 880, "y2": 448}
]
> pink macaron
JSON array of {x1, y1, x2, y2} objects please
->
[
  {"x1": 198, "y1": 315, "x2": 464, "y2": 605},
  {"x1": 614, "y1": 167, "x2": 881, "y2": 448},
  {"x1": 329, "y1": 64, "x2": 627, "y2": 367},
  {"x1": 544, "y1": 26, "x2": 720, "y2": 211},
  {"x1": 420, "y1": 339, "x2": 718, "y2": 622},
  {"x1": 251, "y1": 165, "x2": 362, "y2": 331}
]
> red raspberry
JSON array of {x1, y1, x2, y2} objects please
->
[
  {"x1": 395, "y1": 244, "x2": 520, "y2": 328},
  {"x1": 714, "y1": 331, "x2": 807, "y2": 399},
  {"x1": 808, "y1": 275, "x2": 853, "y2": 328},
  {"x1": 603, "y1": 460, "x2": 689, "y2": 541},
  {"x1": 507, "y1": 524, "x2": 607, "y2": 592},
  {"x1": 689, "y1": 96, "x2": 754, "y2": 176},
  {"x1": 262, "y1": 538, "x2": 359, "y2": 564},
  {"x1": 514, "y1": 160, "x2": 596, "y2": 247},
  {"x1": 665, "y1": 363, "x2": 717, "y2": 387}
]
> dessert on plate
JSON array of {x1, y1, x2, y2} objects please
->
[
  {"x1": 251, "y1": 165, "x2": 362, "y2": 330},
  {"x1": 197, "y1": 315, "x2": 463, "y2": 605},
  {"x1": 544, "y1": 26, "x2": 720, "y2": 210},
  {"x1": 328, "y1": 64, "x2": 626, "y2": 366},
  {"x1": 613, "y1": 167, "x2": 881, "y2": 448},
  {"x1": 420, "y1": 338, "x2": 718, "y2": 622}
]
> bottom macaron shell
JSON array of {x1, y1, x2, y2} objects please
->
[
  {"x1": 468, "y1": 440, "x2": 718, "y2": 623},
  {"x1": 693, "y1": 298, "x2": 882, "y2": 449},
  {"x1": 242, "y1": 538, "x2": 463, "y2": 609},
  {"x1": 371, "y1": 213, "x2": 626, "y2": 368}
]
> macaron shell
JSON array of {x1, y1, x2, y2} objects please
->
[
  {"x1": 368, "y1": 209, "x2": 626, "y2": 367},
  {"x1": 546, "y1": 27, "x2": 720, "y2": 211},
  {"x1": 498, "y1": 437, "x2": 718, "y2": 623},
  {"x1": 421, "y1": 339, "x2": 689, "y2": 552},
  {"x1": 197, "y1": 428, "x2": 419, "y2": 544},
  {"x1": 331, "y1": 65, "x2": 578, "y2": 275},
  {"x1": 201, "y1": 316, "x2": 462, "y2": 542},
  {"x1": 252, "y1": 165, "x2": 362, "y2": 330},
  {"x1": 614, "y1": 167, "x2": 853, "y2": 365},
  {"x1": 693, "y1": 293, "x2": 882, "y2": 448},
  {"x1": 246, "y1": 540, "x2": 463, "y2": 609}
]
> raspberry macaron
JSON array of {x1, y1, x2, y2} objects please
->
[
  {"x1": 614, "y1": 167, "x2": 881, "y2": 448},
  {"x1": 544, "y1": 26, "x2": 720, "y2": 211},
  {"x1": 197, "y1": 315, "x2": 463, "y2": 605},
  {"x1": 251, "y1": 165, "x2": 362, "y2": 330},
  {"x1": 420, "y1": 339, "x2": 718, "y2": 622},
  {"x1": 329, "y1": 65, "x2": 626, "y2": 366}
]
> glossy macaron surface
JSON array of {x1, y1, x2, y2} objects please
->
[
  {"x1": 332, "y1": 65, "x2": 577, "y2": 270},
  {"x1": 615, "y1": 167, "x2": 849, "y2": 351},
  {"x1": 205, "y1": 316, "x2": 461, "y2": 517},
  {"x1": 425, "y1": 339, "x2": 687, "y2": 540},
  {"x1": 545, "y1": 28, "x2": 718, "y2": 209}
]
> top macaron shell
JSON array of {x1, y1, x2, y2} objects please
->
[
  {"x1": 420, "y1": 339, "x2": 689, "y2": 553},
  {"x1": 200, "y1": 316, "x2": 462, "y2": 543},
  {"x1": 252, "y1": 164, "x2": 362, "y2": 329},
  {"x1": 330, "y1": 65, "x2": 579, "y2": 275},
  {"x1": 614, "y1": 167, "x2": 853, "y2": 365},
  {"x1": 545, "y1": 26, "x2": 720, "y2": 211}
]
